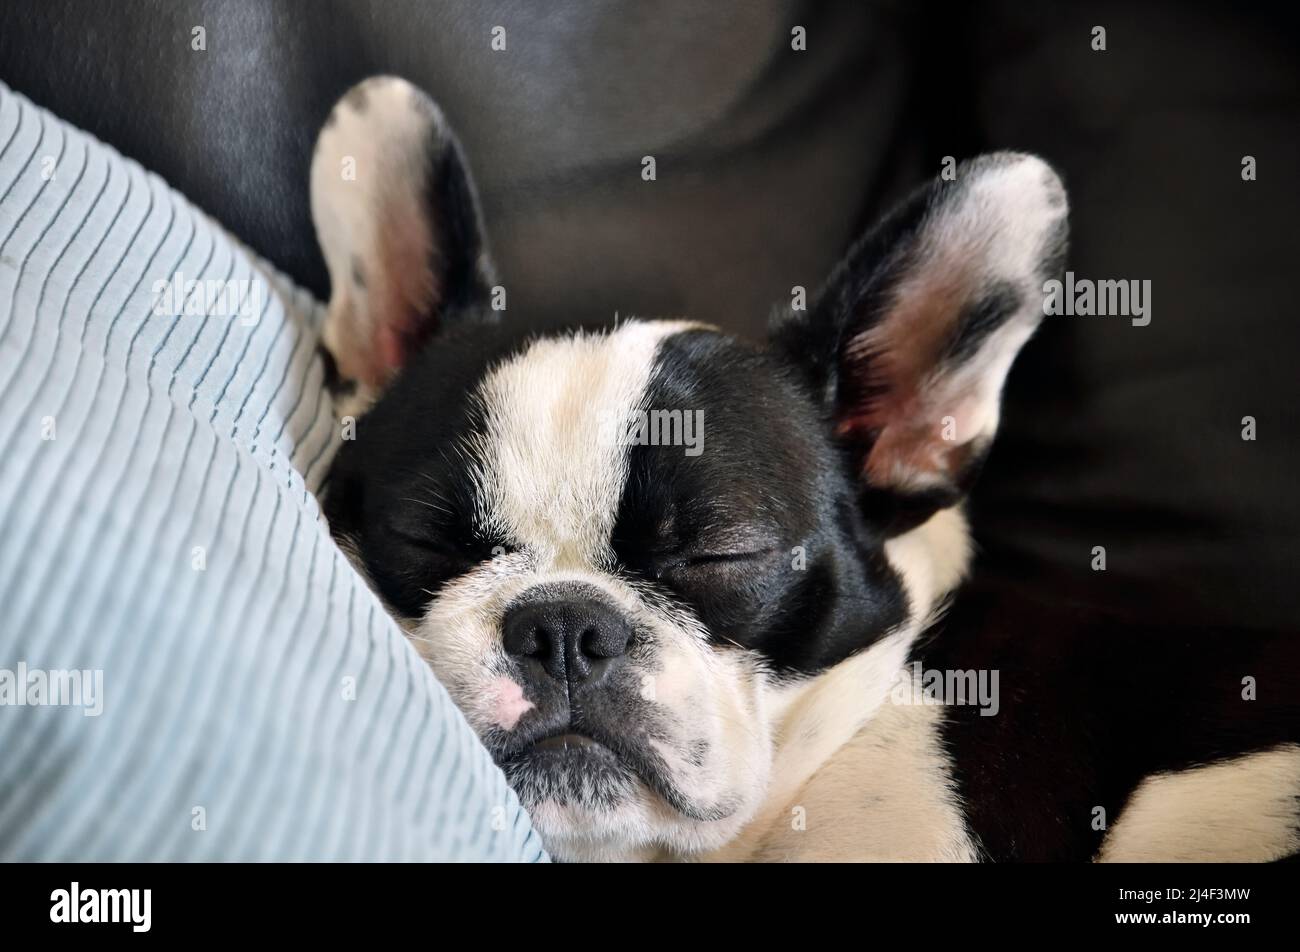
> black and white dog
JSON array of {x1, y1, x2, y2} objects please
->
[{"x1": 312, "y1": 78, "x2": 1299, "y2": 862}]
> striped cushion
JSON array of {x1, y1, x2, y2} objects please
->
[{"x1": 0, "y1": 83, "x2": 545, "y2": 861}]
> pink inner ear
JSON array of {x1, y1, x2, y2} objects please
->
[
  {"x1": 369, "y1": 215, "x2": 441, "y2": 382},
  {"x1": 837, "y1": 248, "x2": 981, "y2": 491},
  {"x1": 376, "y1": 324, "x2": 406, "y2": 381},
  {"x1": 859, "y1": 416, "x2": 977, "y2": 489}
]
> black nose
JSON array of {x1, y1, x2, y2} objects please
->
[{"x1": 502, "y1": 596, "x2": 632, "y2": 685}]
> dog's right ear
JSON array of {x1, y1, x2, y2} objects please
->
[
  {"x1": 771, "y1": 153, "x2": 1068, "y2": 535},
  {"x1": 310, "y1": 76, "x2": 495, "y2": 391}
]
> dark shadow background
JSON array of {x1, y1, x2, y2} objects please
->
[{"x1": 2, "y1": 1, "x2": 1297, "y2": 858}]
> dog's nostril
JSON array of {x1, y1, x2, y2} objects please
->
[
  {"x1": 501, "y1": 596, "x2": 632, "y2": 685},
  {"x1": 581, "y1": 624, "x2": 630, "y2": 660}
]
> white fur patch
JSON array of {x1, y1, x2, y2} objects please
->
[
  {"x1": 1099, "y1": 744, "x2": 1300, "y2": 862},
  {"x1": 467, "y1": 321, "x2": 703, "y2": 563},
  {"x1": 883, "y1": 505, "x2": 971, "y2": 618},
  {"x1": 707, "y1": 684, "x2": 977, "y2": 862}
]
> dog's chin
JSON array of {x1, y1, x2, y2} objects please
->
[
  {"x1": 502, "y1": 735, "x2": 643, "y2": 813},
  {"x1": 498, "y1": 732, "x2": 757, "y2": 862},
  {"x1": 499, "y1": 739, "x2": 654, "y2": 861}
]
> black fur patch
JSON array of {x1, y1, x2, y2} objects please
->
[
  {"x1": 611, "y1": 330, "x2": 908, "y2": 675},
  {"x1": 416, "y1": 95, "x2": 494, "y2": 317},
  {"x1": 324, "y1": 315, "x2": 530, "y2": 616}
]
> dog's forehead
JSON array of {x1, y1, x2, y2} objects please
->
[{"x1": 467, "y1": 320, "x2": 707, "y2": 558}]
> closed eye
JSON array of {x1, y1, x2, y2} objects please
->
[
  {"x1": 652, "y1": 546, "x2": 786, "y2": 632},
  {"x1": 387, "y1": 525, "x2": 454, "y2": 551},
  {"x1": 658, "y1": 547, "x2": 781, "y2": 576},
  {"x1": 384, "y1": 524, "x2": 499, "y2": 563}
]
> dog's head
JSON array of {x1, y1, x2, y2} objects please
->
[{"x1": 313, "y1": 78, "x2": 1067, "y2": 861}]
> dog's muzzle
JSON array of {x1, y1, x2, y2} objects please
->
[{"x1": 502, "y1": 583, "x2": 633, "y2": 688}]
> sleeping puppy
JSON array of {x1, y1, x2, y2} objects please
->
[{"x1": 311, "y1": 77, "x2": 1300, "y2": 862}]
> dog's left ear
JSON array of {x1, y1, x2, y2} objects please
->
[
  {"x1": 310, "y1": 76, "x2": 495, "y2": 390},
  {"x1": 773, "y1": 153, "x2": 1068, "y2": 534}
]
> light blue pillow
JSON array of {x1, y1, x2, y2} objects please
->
[{"x1": 0, "y1": 82, "x2": 545, "y2": 861}]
